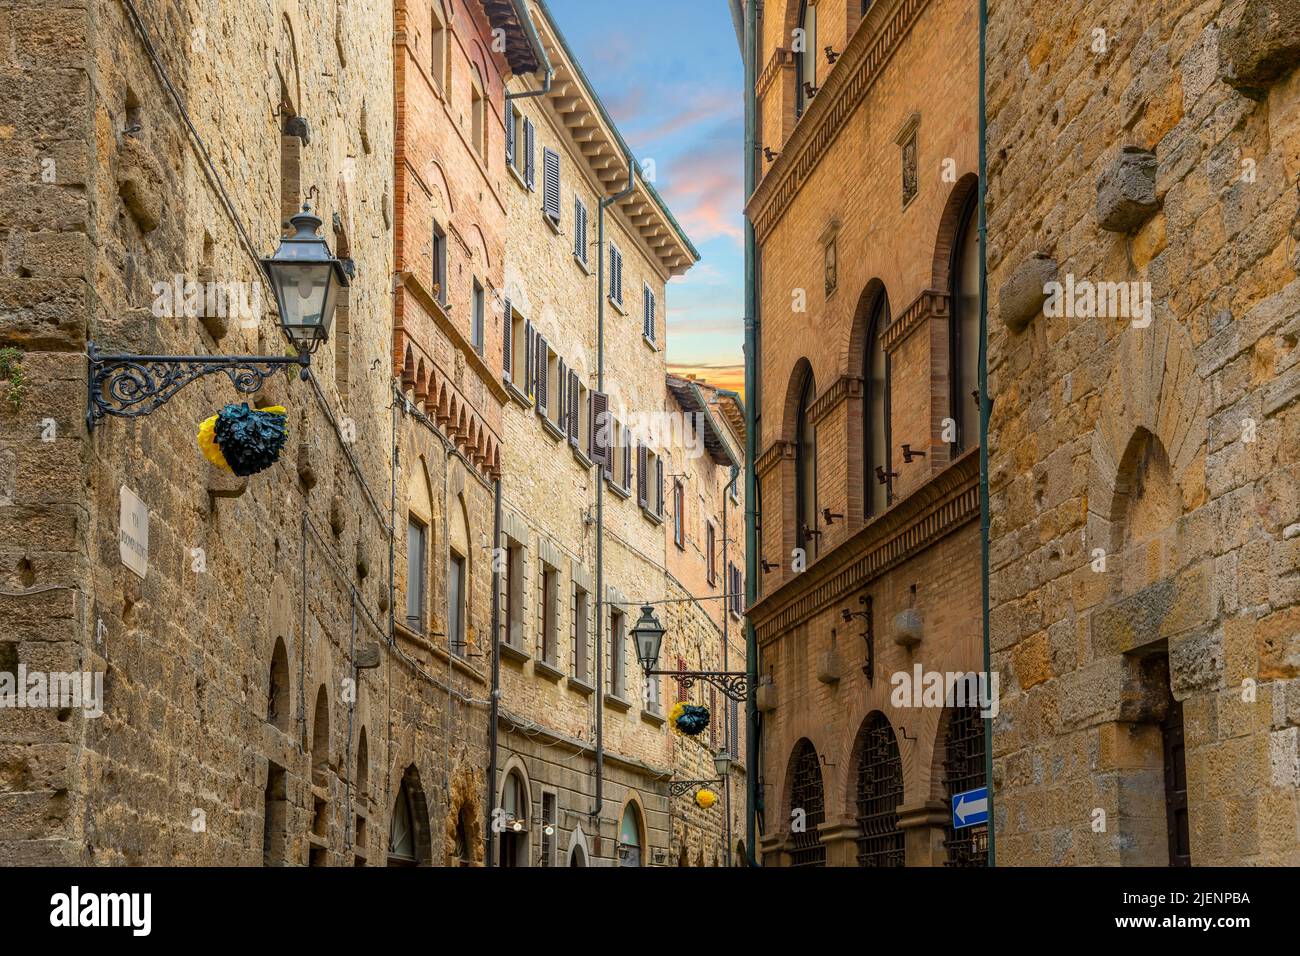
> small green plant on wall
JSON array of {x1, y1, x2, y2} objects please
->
[{"x1": 0, "y1": 348, "x2": 25, "y2": 411}]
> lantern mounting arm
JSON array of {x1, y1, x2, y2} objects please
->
[
  {"x1": 86, "y1": 341, "x2": 310, "y2": 431},
  {"x1": 646, "y1": 669, "x2": 750, "y2": 703},
  {"x1": 668, "y1": 778, "x2": 724, "y2": 797}
]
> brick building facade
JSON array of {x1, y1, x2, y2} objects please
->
[
  {"x1": 745, "y1": 0, "x2": 985, "y2": 866},
  {"x1": 985, "y1": 0, "x2": 1300, "y2": 865}
]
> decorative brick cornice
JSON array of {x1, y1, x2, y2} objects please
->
[
  {"x1": 756, "y1": 439, "x2": 794, "y2": 478},
  {"x1": 882, "y1": 289, "x2": 948, "y2": 354},
  {"x1": 747, "y1": 0, "x2": 931, "y2": 240},
  {"x1": 809, "y1": 374, "x2": 862, "y2": 426},
  {"x1": 757, "y1": 46, "x2": 793, "y2": 97},
  {"x1": 747, "y1": 449, "x2": 979, "y2": 642}
]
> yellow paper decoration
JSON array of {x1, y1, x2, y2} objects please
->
[
  {"x1": 695, "y1": 788, "x2": 718, "y2": 809},
  {"x1": 197, "y1": 406, "x2": 286, "y2": 473}
]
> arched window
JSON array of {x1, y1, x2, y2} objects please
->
[
  {"x1": 865, "y1": 290, "x2": 891, "y2": 516},
  {"x1": 267, "y1": 637, "x2": 290, "y2": 730},
  {"x1": 310, "y1": 685, "x2": 329, "y2": 784},
  {"x1": 854, "y1": 712, "x2": 904, "y2": 866},
  {"x1": 355, "y1": 727, "x2": 369, "y2": 803},
  {"x1": 794, "y1": 0, "x2": 818, "y2": 119},
  {"x1": 941, "y1": 706, "x2": 988, "y2": 867},
  {"x1": 498, "y1": 770, "x2": 529, "y2": 867},
  {"x1": 388, "y1": 765, "x2": 431, "y2": 867},
  {"x1": 618, "y1": 802, "x2": 645, "y2": 867},
  {"x1": 794, "y1": 369, "x2": 817, "y2": 554},
  {"x1": 453, "y1": 805, "x2": 473, "y2": 866},
  {"x1": 787, "y1": 738, "x2": 826, "y2": 867},
  {"x1": 949, "y1": 189, "x2": 980, "y2": 450}
]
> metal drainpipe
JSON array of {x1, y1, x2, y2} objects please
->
[
  {"x1": 738, "y1": 0, "x2": 761, "y2": 868},
  {"x1": 593, "y1": 149, "x2": 637, "y2": 833},
  {"x1": 486, "y1": 477, "x2": 502, "y2": 867},
  {"x1": 722, "y1": 462, "x2": 739, "y2": 863},
  {"x1": 978, "y1": 0, "x2": 995, "y2": 868}
]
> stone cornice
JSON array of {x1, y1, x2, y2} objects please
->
[
  {"x1": 882, "y1": 289, "x2": 948, "y2": 354},
  {"x1": 746, "y1": 0, "x2": 930, "y2": 240},
  {"x1": 809, "y1": 374, "x2": 862, "y2": 426},
  {"x1": 756, "y1": 439, "x2": 794, "y2": 478},
  {"x1": 748, "y1": 449, "x2": 979, "y2": 642}
]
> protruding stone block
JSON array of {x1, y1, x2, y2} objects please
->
[
  {"x1": 354, "y1": 642, "x2": 382, "y2": 670},
  {"x1": 1095, "y1": 146, "x2": 1159, "y2": 233},
  {"x1": 997, "y1": 253, "x2": 1057, "y2": 333},
  {"x1": 116, "y1": 137, "x2": 161, "y2": 232},
  {"x1": 892, "y1": 608, "x2": 923, "y2": 648},
  {"x1": 815, "y1": 650, "x2": 840, "y2": 684},
  {"x1": 755, "y1": 680, "x2": 777, "y2": 713},
  {"x1": 1219, "y1": 0, "x2": 1300, "y2": 99}
]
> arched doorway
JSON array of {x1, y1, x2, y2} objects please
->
[
  {"x1": 787, "y1": 738, "x2": 826, "y2": 867},
  {"x1": 617, "y1": 800, "x2": 645, "y2": 867},
  {"x1": 387, "y1": 765, "x2": 432, "y2": 866},
  {"x1": 854, "y1": 712, "x2": 905, "y2": 867},
  {"x1": 498, "y1": 769, "x2": 529, "y2": 867}
]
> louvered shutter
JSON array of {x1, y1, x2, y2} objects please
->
[
  {"x1": 636, "y1": 445, "x2": 648, "y2": 507},
  {"x1": 535, "y1": 336, "x2": 548, "y2": 416},
  {"x1": 523, "y1": 118, "x2": 536, "y2": 189},
  {"x1": 645, "y1": 287, "x2": 656, "y2": 341},
  {"x1": 542, "y1": 148, "x2": 561, "y2": 221},
  {"x1": 567, "y1": 370, "x2": 580, "y2": 447},
  {"x1": 655, "y1": 455, "x2": 664, "y2": 515},
  {"x1": 591, "y1": 391, "x2": 609, "y2": 470},
  {"x1": 557, "y1": 358, "x2": 567, "y2": 431},
  {"x1": 505, "y1": 103, "x2": 515, "y2": 167},
  {"x1": 524, "y1": 320, "x2": 534, "y2": 397},
  {"x1": 503, "y1": 299, "x2": 513, "y2": 378},
  {"x1": 574, "y1": 198, "x2": 585, "y2": 262},
  {"x1": 610, "y1": 246, "x2": 622, "y2": 304},
  {"x1": 622, "y1": 429, "x2": 632, "y2": 490}
]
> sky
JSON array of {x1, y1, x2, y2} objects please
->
[{"x1": 545, "y1": 0, "x2": 746, "y2": 396}]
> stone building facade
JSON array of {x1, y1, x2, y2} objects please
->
[
  {"x1": 745, "y1": 0, "x2": 985, "y2": 866},
  {"x1": 663, "y1": 375, "x2": 748, "y2": 865},
  {"x1": 986, "y1": 0, "x2": 1300, "y2": 865},
  {"x1": 490, "y1": 0, "x2": 710, "y2": 866},
  {"x1": 0, "y1": 0, "x2": 535, "y2": 867}
]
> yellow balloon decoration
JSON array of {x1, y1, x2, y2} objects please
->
[{"x1": 695, "y1": 788, "x2": 719, "y2": 809}]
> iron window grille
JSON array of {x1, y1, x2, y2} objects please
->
[
  {"x1": 942, "y1": 706, "x2": 988, "y2": 867},
  {"x1": 788, "y1": 740, "x2": 826, "y2": 867},
  {"x1": 855, "y1": 713, "x2": 905, "y2": 867}
]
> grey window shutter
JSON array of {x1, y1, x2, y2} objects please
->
[
  {"x1": 656, "y1": 455, "x2": 664, "y2": 514},
  {"x1": 568, "y1": 369, "x2": 580, "y2": 447},
  {"x1": 503, "y1": 298, "x2": 513, "y2": 378},
  {"x1": 610, "y1": 246, "x2": 622, "y2": 303},
  {"x1": 591, "y1": 391, "x2": 609, "y2": 469},
  {"x1": 523, "y1": 118, "x2": 536, "y2": 189},
  {"x1": 574, "y1": 198, "x2": 585, "y2": 261},
  {"x1": 622, "y1": 428, "x2": 632, "y2": 490},
  {"x1": 637, "y1": 445, "x2": 648, "y2": 507},
  {"x1": 505, "y1": 103, "x2": 515, "y2": 167},
  {"x1": 557, "y1": 358, "x2": 567, "y2": 430},
  {"x1": 524, "y1": 320, "x2": 534, "y2": 397},
  {"x1": 542, "y1": 148, "x2": 561, "y2": 221},
  {"x1": 535, "y1": 335, "x2": 548, "y2": 415}
]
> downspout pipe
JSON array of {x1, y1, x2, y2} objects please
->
[
  {"x1": 978, "y1": 0, "x2": 995, "y2": 867},
  {"x1": 486, "y1": 477, "x2": 503, "y2": 867},
  {"x1": 593, "y1": 148, "x2": 637, "y2": 828},
  {"x1": 722, "y1": 461, "x2": 739, "y2": 864},
  {"x1": 504, "y1": 0, "x2": 553, "y2": 100},
  {"x1": 735, "y1": 0, "x2": 761, "y2": 867}
]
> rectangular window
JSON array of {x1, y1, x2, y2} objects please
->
[
  {"x1": 572, "y1": 583, "x2": 589, "y2": 683},
  {"x1": 523, "y1": 117, "x2": 536, "y2": 188},
  {"x1": 673, "y1": 481, "x2": 685, "y2": 548},
  {"x1": 432, "y1": 222, "x2": 448, "y2": 305},
  {"x1": 643, "y1": 283, "x2": 656, "y2": 342},
  {"x1": 448, "y1": 550, "x2": 466, "y2": 656},
  {"x1": 574, "y1": 197, "x2": 589, "y2": 265},
  {"x1": 540, "y1": 792, "x2": 556, "y2": 867},
  {"x1": 505, "y1": 540, "x2": 524, "y2": 647},
  {"x1": 608, "y1": 607, "x2": 626, "y2": 700},
  {"x1": 621, "y1": 427, "x2": 633, "y2": 492},
  {"x1": 406, "y1": 517, "x2": 427, "y2": 631},
  {"x1": 542, "y1": 147, "x2": 561, "y2": 223},
  {"x1": 609, "y1": 243, "x2": 623, "y2": 306},
  {"x1": 471, "y1": 279, "x2": 485, "y2": 354},
  {"x1": 706, "y1": 521, "x2": 717, "y2": 586},
  {"x1": 540, "y1": 563, "x2": 558, "y2": 666}
]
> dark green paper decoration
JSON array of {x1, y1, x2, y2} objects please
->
[
  {"x1": 213, "y1": 403, "x2": 289, "y2": 477},
  {"x1": 673, "y1": 703, "x2": 710, "y2": 737}
]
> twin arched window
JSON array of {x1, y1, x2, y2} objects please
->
[
  {"x1": 949, "y1": 190, "x2": 980, "y2": 450},
  {"x1": 864, "y1": 291, "x2": 891, "y2": 516},
  {"x1": 794, "y1": 0, "x2": 818, "y2": 118}
]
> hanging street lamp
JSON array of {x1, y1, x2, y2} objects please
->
[
  {"x1": 631, "y1": 604, "x2": 750, "y2": 703},
  {"x1": 86, "y1": 205, "x2": 349, "y2": 430}
]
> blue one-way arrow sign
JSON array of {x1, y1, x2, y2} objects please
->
[{"x1": 951, "y1": 786, "x2": 989, "y2": 829}]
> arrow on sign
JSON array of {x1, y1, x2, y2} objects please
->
[{"x1": 954, "y1": 792, "x2": 987, "y2": 824}]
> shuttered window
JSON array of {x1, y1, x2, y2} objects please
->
[
  {"x1": 556, "y1": 358, "x2": 567, "y2": 430},
  {"x1": 643, "y1": 284, "x2": 656, "y2": 342},
  {"x1": 655, "y1": 455, "x2": 664, "y2": 515},
  {"x1": 637, "y1": 444, "x2": 648, "y2": 507},
  {"x1": 534, "y1": 335, "x2": 548, "y2": 416},
  {"x1": 574, "y1": 198, "x2": 588, "y2": 264},
  {"x1": 590, "y1": 392, "x2": 609, "y2": 470},
  {"x1": 523, "y1": 319, "x2": 535, "y2": 398},
  {"x1": 567, "y1": 369, "x2": 580, "y2": 447},
  {"x1": 502, "y1": 299, "x2": 513, "y2": 378},
  {"x1": 621, "y1": 428, "x2": 632, "y2": 491},
  {"x1": 609, "y1": 243, "x2": 623, "y2": 305},
  {"x1": 505, "y1": 102, "x2": 515, "y2": 167},
  {"x1": 542, "y1": 147, "x2": 561, "y2": 223},
  {"x1": 523, "y1": 117, "x2": 536, "y2": 189}
]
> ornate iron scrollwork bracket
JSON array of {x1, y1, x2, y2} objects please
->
[
  {"x1": 86, "y1": 341, "x2": 310, "y2": 431},
  {"x1": 649, "y1": 670, "x2": 750, "y2": 703},
  {"x1": 669, "y1": 779, "x2": 723, "y2": 798}
]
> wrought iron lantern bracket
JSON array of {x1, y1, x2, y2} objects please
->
[
  {"x1": 647, "y1": 669, "x2": 750, "y2": 703},
  {"x1": 86, "y1": 341, "x2": 310, "y2": 431},
  {"x1": 669, "y1": 779, "x2": 724, "y2": 798}
]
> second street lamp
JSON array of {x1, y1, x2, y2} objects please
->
[{"x1": 631, "y1": 604, "x2": 750, "y2": 703}]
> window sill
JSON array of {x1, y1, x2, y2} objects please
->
[
  {"x1": 606, "y1": 478, "x2": 631, "y2": 500},
  {"x1": 604, "y1": 692, "x2": 632, "y2": 712},
  {"x1": 568, "y1": 674, "x2": 595, "y2": 696},
  {"x1": 505, "y1": 380, "x2": 532, "y2": 409},
  {"x1": 642, "y1": 334, "x2": 658, "y2": 352},
  {"x1": 608, "y1": 296, "x2": 626, "y2": 316},
  {"x1": 535, "y1": 658, "x2": 565, "y2": 682},
  {"x1": 541, "y1": 416, "x2": 565, "y2": 442},
  {"x1": 499, "y1": 640, "x2": 530, "y2": 664},
  {"x1": 507, "y1": 164, "x2": 529, "y2": 191},
  {"x1": 543, "y1": 212, "x2": 561, "y2": 235},
  {"x1": 641, "y1": 505, "x2": 664, "y2": 526},
  {"x1": 574, "y1": 253, "x2": 592, "y2": 275},
  {"x1": 640, "y1": 706, "x2": 666, "y2": 727},
  {"x1": 571, "y1": 444, "x2": 593, "y2": 469}
]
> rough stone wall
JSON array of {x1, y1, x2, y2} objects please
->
[
  {"x1": 986, "y1": 0, "x2": 1300, "y2": 865},
  {"x1": 0, "y1": 0, "x2": 487, "y2": 866}
]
